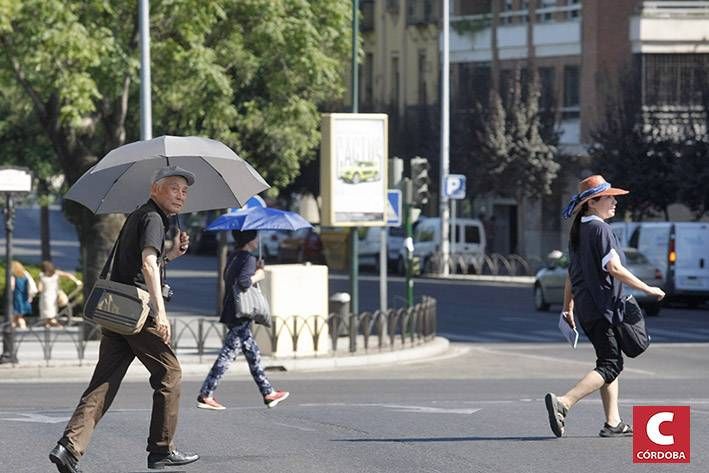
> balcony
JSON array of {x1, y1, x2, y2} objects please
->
[
  {"x1": 630, "y1": 1, "x2": 709, "y2": 53},
  {"x1": 450, "y1": 3, "x2": 581, "y2": 63}
]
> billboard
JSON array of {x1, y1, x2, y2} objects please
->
[{"x1": 320, "y1": 113, "x2": 388, "y2": 227}]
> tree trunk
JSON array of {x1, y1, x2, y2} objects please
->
[{"x1": 38, "y1": 178, "x2": 51, "y2": 262}]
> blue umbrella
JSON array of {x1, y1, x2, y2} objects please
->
[{"x1": 206, "y1": 206, "x2": 312, "y2": 232}]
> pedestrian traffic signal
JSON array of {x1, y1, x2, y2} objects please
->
[{"x1": 410, "y1": 156, "x2": 430, "y2": 208}]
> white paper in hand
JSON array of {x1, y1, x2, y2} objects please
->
[{"x1": 558, "y1": 313, "x2": 579, "y2": 349}]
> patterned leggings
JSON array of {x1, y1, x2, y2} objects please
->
[{"x1": 199, "y1": 319, "x2": 273, "y2": 398}]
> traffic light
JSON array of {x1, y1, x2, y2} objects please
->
[{"x1": 410, "y1": 156, "x2": 430, "y2": 208}]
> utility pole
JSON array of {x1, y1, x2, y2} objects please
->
[
  {"x1": 439, "y1": 0, "x2": 451, "y2": 275},
  {"x1": 349, "y1": 0, "x2": 360, "y2": 314}
]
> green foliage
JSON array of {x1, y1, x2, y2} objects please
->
[
  {"x1": 451, "y1": 15, "x2": 491, "y2": 37},
  {"x1": 0, "y1": 0, "x2": 352, "y2": 190}
]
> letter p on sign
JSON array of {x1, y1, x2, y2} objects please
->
[{"x1": 633, "y1": 406, "x2": 690, "y2": 463}]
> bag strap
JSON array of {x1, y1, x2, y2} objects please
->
[{"x1": 99, "y1": 218, "x2": 130, "y2": 280}]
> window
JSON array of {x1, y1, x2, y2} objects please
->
[
  {"x1": 563, "y1": 65, "x2": 580, "y2": 112},
  {"x1": 391, "y1": 56, "x2": 400, "y2": 108},
  {"x1": 364, "y1": 52, "x2": 374, "y2": 106},
  {"x1": 408, "y1": 0, "x2": 440, "y2": 25},
  {"x1": 537, "y1": 0, "x2": 556, "y2": 23},
  {"x1": 361, "y1": 0, "x2": 375, "y2": 31},
  {"x1": 643, "y1": 54, "x2": 709, "y2": 108},
  {"x1": 457, "y1": 225, "x2": 481, "y2": 244},
  {"x1": 538, "y1": 66, "x2": 556, "y2": 110},
  {"x1": 418, "y1": 49, "x2": 428, "y2": 104},
  {"x1": 416, "y1": 226, "x2": 435, "y2": 242},
  {"x1": 565, "y1": 0, "x2": 580, "y2": 19}
]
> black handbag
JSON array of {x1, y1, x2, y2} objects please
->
[{"x1": 613, "y1": 295, "x2": 650, "y2": 358}]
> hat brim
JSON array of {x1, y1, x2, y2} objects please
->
[{"x1": 573, "y1": 187, "x2": 629, "y2": 214}]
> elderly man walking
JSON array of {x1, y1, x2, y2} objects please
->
[{"x1": 50, "y1": 166, "x2": 200, "y2": 472}]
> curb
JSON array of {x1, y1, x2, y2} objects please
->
[
  {"x1": 422, "y1": 274, "x2": 535, "y2": 285},
  {"x1": 0, "y1": 337, "x2": 450, "y2": 383}
]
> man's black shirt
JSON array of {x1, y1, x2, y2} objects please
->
[{"x1": 111, "y1": 199, "x2": 170, "y2": 288}]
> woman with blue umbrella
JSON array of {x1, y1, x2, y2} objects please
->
[{"x1": 197, "y1": 229, "x2": 289, "y2": 410}]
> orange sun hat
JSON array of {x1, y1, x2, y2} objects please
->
[{"x1": 562, "y1": 175, "x2": 629, "y2": 219}]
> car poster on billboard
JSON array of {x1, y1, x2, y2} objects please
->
[{"x1": 320, "y1": 113, "x2": 388, "y2": 227}]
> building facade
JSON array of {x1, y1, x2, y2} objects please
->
[{"x1": 348, "y1": 0, "x2": 709, "y2": 261}]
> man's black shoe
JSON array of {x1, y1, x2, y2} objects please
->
[
  {"x1": 49, "y1": 444, "x2": 82, "y2": 473},
  {"x1": 148, "y1": 450, "x2": 200, "y2": 469}
]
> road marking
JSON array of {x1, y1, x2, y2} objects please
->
[
  {"x1": 0, "y1": 413, "x2": 70, "y2": 424},
  {"x1": 468, "y1": 346, "x2": 656, "y2": 375},
  {"x1": 273, "y1": 422, "x2": 318, "y2": 432},
  {"x1": 298, "y1": 403, "x2": 481, "y2": 415},
  {"x1": 481, "y1": 331, "x2": 552, "y2": 342}
]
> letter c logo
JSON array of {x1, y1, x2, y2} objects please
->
[{"x1": 647, "y1": 412, "x2": 674, "y2": 446}]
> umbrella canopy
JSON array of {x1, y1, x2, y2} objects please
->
[
  {"x1": 65, "y1": 135, "x2": 269, "y2": 214},
  {"x1": 206, "y1": 207, "x2": 312, "y2": 232}
]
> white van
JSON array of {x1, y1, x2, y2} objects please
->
[
  {"x1": 628, "y1": 222, "x2": 709, "y2": 304},
  {"x1": 358, "y1": 226, "x2": 405, "y2": 270},
  {"x1": 397, "y1": 217, "x2": 486, "y2": 274},
  {"x1": 610, "y1": 222, "x2": 640, "y2": 247}
]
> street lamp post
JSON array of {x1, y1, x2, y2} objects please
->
[
  {"x1": 439, "y1": 0, "x2": 451, "y2": 276},
  {"x1": 139, "y1": 0, "x2": 152, "y2": 140},
  {"x1": 0, "y1": 167, "x2": 32, "y2": 365}
]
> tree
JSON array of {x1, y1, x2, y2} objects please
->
[
  {"x1": 470, "y1": 69, "x2": 559, "y2": 199},
  {"x1": 589, "y1": 68, "x2": 706, "y2": 221},
  {"x1": 0, "y1": 97, "x2": 58, "y2": 261},
  {"x1": 0, "y1": 0, "x2": 351, "y2": 291}
]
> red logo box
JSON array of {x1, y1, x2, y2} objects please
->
[{"x1": 633, "y1": 406, "x2": 690, "y2": 464}]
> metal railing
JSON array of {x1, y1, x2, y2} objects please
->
[
  {"x1": 1, "y1": 317, "x2": 101, "y2": 366},
  {"x1": 0, "y1": 297, "x2": 437, "y2": 365},
  {"x1": 425, "y1": 252, "x2": 535, "y2": 276}
]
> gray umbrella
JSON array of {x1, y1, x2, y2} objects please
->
[{"x1": 65, "y1": 135, "x2": 270, "y2": 214}]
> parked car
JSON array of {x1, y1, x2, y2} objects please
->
[
  {"x1": 396, "y1": 217, "x2": 486, "y2": 274},
  {"x1": 358, "y1": 226, "x2": 405, "y2": 271},
  {"x1": 533, "y1": 248, "x2": 664, "y2": 316},
  {"x1": 626, "y1": 222, "x2": 709, "y2": 306},
  {"x1": 278, "y1": 227, "x2": 326, "y2": 264},
  {"x1": 338, "y1": 160, "x2": 380, "y2": 184}
]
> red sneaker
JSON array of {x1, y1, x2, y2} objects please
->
[
  {"x1": 264, "y1": 390, "x2": 290, "y2": 408},
  {"x1": 197, "y1": 396, "x2": 226, "y2": 410}
]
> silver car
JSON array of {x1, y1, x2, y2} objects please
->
[{"x1": 533, "y1": 248, "x2": 664, "y2": 316}]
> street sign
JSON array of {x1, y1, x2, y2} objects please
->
[
  {"x1": 0, "y1": 167, "x2": 32, "y2": 192},
  {"x1": 445, "y1": 174, "x2": 466, "y2": 200},
  {"x1": 386, "y1": 189, "x2": 402, "y2": 226}
]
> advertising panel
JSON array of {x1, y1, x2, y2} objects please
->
[{"x1": 320, "y1": 113, "x2": 388, "y2": 227}]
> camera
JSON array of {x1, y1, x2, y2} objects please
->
[{"x1": 161, "y1": 283, "x2": 174, "y2": 302}]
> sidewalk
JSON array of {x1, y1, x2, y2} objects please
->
[{"x1": 0, "y1": 320, "x2": 450, "y2": 382}]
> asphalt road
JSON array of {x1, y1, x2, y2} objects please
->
[
  {"x1": 1, "y1": 342, "x2": 708, "y2": 473},
  {"x1": 2, "y1": 207, "x2": 709, "y2": 472}
]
